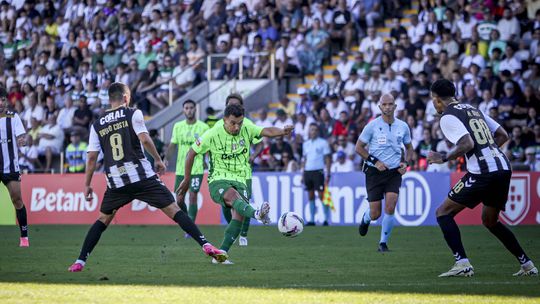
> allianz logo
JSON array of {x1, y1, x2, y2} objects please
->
[{"x1": 395, "y1": 172, "x2": 432, "y2": 226}]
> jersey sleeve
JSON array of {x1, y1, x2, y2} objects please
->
[
  {"x1": 403, "y1": 122, "x2": 412, "y2": 145},
  {"x1": 440, "y1": 114, "x2": 470, "y2": 145},
  {"x1": 358, "y1": 122, "x2": 373, "y2": 144},
  {"x1": 170, "y1": 123, "x2": 179, "y2": 144},
  {"x1": 484, "y1": 115, "x2": 501, "y2": 133},
  {"x1": 191, "y1": 127, "x2": 213, "y2": 154},
  {"x1": 87, "y1": 125, "x2": 101, "y2": 152},
  {"x1": 13, "y1": 113, "x2": 26, "y2": 137},
  {"x1": 244, "y1": 118, "x2": 263, "y2": 140},
  {"x1": 131, "y1": 109, "x2": 148, "y2": 135}
]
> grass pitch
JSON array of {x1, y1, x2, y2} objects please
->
[{"x1": 0, "y1": 225, "x2": 538, "y2": 304}]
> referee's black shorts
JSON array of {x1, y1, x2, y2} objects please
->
[
  {"x1": 101, "y1": 176, "x2": 175, "y2": 214},
  {"x1": 364, "y1": 166, "x2": 402, "y2": 202},
  {"x1": 303, "y1": 169, "x2": 325, "y2": 192}
]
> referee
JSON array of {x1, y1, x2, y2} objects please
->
[{"x1": 356, "y1": 93, "x2": 413, "y2": 252}]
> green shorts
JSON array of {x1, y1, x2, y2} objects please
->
[
  {"x1": 175, "y1": 175, "x2": 204, "y2": 193},
  {"x1": 209, "y1": 180, "x2": 249, "y2": 207}
]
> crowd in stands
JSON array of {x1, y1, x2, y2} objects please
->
[{"x1": 0, "y1": 0, "x2": 538, "y2": 174}]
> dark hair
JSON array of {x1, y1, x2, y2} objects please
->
[
  {"x1": 183, "y1": 99, "x2": 195, "y2": 106},
  {"x1": 225, "y1": 93, "x2": 243, "y2": 106},
  {"x1": 0, "y1": 86, "x2": 6, "y2": 98},
  {"x1": 108, "y1": 82, "x2": 129, "y2": 102},
  {"x1": 224, "y1": 104, "x2": 244, "y2": 117},
  {"x1": 430, "y1": 79, "x2": 456, "y2": 98}
]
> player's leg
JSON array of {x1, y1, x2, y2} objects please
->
[
  {"x1": 378, "y1": 172, "x2": 402, "y2": 251},
  {"x1": 239, "y1": 179, "x2": 253, "y2": 246},
  {"x1": 359, "y1": 199, "x2": 381, "y2": 236},
  {"x1": 360, "y1": 167, "x2": 383, "y2": 235},
  {"x1": 219, "y1": 207, "x2": 245, "y2": 253},
  {"x1": 5, "y1": 178, "x2": 28, "y2": 246},
  {"x1": 378, "y1": 192, "x2": 398, "y2": 252},
  {"x1": 303, "y1": 171, "x2": 316, "y2": 225},
  {"x1": 436, "y1": 198, "x2": 473, "y2": 277},
  {"x1": 187, "y1": 175, "x2": 202, "y2": 222},
  {"x1": 482, "y1": 207, "x2": 538, "y2": 276},
  {"x1": 174, "y1": 175, "x2": 188, "y2": 212}
]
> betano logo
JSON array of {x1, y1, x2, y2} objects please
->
[
  {"x1": 30, "y1": 188, "x2": 98, "y2": 212},
  {"x1": 395, "y1": 172, "x2": 431, "y2": 226}
]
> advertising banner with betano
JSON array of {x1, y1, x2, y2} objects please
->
[{"x1": 22, "y1": 173, "x2": 221, "y2": 225}]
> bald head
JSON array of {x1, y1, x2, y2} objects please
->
[
  {"x1": 378, "y1": 93, "x2": 396, "y2": 117},
  {"x1": 379, "y1": 93, "x2": 395, "y2": 105}
]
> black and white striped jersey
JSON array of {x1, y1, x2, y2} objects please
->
[
  {"x1": 440, "y1": 103, "x2": 510, "y2": 174},
  {"x1": 88, "y1": 106, "x2": 155, "y2": 189},
  {"x1": 0, "y1": 111, "x2": 26, "y2": 174}
]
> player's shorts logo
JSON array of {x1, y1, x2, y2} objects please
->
[
  {"x1": 394, "y1": 172, "x2": 431, "y2": 226},
  {"x1": 500, "y1": 174, "x2": 530, "y2": 226}
]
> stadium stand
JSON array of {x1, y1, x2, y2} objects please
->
[{"x1": 0, "y1": 0, "x2": 539, "y2": 173}]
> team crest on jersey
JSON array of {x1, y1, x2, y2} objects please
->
[{"x1": 500, "y1": 174, "x2": 530, "y2": 226}]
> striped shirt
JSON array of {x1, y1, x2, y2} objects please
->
[{"x1": 0, "y1": 112, "x2": 26, "y2": 174}]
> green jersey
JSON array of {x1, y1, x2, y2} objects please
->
[
  {"x1": 193, "y1": 118, "x2": 263, "y2": 185},
  {"x1": 171, "y1": 120, "x2": 209, "y2": 175},
  {"x1": 213, "y1": 118, "x2": 262, "y2": 179}
]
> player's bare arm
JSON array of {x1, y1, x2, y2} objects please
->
[
  {"x1": 427, "y1": 134, "x2": 474, "y2": 164},
  {"x1": 138, "y1": 132, "x2": 165, "y2": 175},
  {"x1": 260, "y1": 125, "x2": 294, "y2": 137},
  {"x1": 355, "y1": 139, "x2": 387, "y2": 171},
  {"x1": 84, "y1": 151, "x2": 99, "y2": 201},
  {"x1": 493, "y1": 126, "x2": 510, "y2": 148}
]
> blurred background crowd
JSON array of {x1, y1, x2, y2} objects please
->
[{"x1": 0, "y1": 0, "x2": 538, "y2": 174}]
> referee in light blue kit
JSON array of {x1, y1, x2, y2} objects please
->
[
  {"x1": 301, "y1": 123, "x2": 332, "y2": 226},
  {"x1": 355, "y1": 93, "x2": 414, "y2": 252}
]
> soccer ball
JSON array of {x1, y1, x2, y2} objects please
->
[{"x1": 278, "y1": 212, "x2": 304, "y2": 237}]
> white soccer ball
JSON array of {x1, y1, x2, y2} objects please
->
[{"x1": 278, "y1": 212, "x2": 304, "y2": 237}]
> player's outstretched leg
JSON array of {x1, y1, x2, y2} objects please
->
[
  {"x1": 69, "y1": 216, "x2": 111, "y2": 272},
  {"x1": 482, "y1": 206, "x2": 538, "y2": 276},
  {"x1": 436, "y1": 199, "x2": 473, "y2": 277},
  {"x1": 7, "y1": 181, "x2": 29, "y2": 247},
  {"x1": 239, "y1": 218, "x2": 250, "y2": 246}
]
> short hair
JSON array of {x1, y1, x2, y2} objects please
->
[
  {"x1": 224, "y1": 104, "x2": 244, "y2": 118},
  {"x1": 0, "y1": 86, "x2": 6, "y2": 98},
  {"x1": 430, "y1": 79, "x2": 456, "y2": 98},
  {"x1": 225, "y1": 93, "x2": 243, "y2": 106},
  {"x1": 183, "y1": 99, "x2": 195, "y2": 107},
  {"x1": 108, "y1": 82, "x2": 130, "y2": 102}
]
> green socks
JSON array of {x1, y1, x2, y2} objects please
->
[
  {"x1": 222, "y1": 206, "x2": 232, "y2": 223},
  {"x1": 220, "y1": 219, "x2": 242, "y2": 252},
  {"x1": 188, "y1": 203, "x2": 198, "y2": 222},
  {"x1": 232, "y1": 199, "x2": 256, "y2": 218},
  {"x1": 240, "y1": 218, "x2": 251, "y2": 237}
]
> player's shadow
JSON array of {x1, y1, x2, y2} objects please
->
[{"x1": 0, "y1": 225, "x2": 538, "y2": 297}]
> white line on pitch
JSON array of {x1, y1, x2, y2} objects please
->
[{"x1": 285, "y1": 281, "x2": 540, "y2": 288}]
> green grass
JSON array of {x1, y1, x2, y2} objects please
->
[{"x1": 0, "y1": 225, "x2": 539, "y2": 303}]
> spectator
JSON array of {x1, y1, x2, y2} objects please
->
[
  {"x1": 275, "y1": 35, "x2": 301, "y2": 79},
  {"x1": 329, "y1": 70, "x2": 345, "y2": 99},
  {"x1": 294, "y1": 112, "x2": 314, "y2": 141},
  {"x1": 273, "y1": 109, "x2": 293, "y2": 129},
  {"x1": 295, "y1": 87, "x2": 313, "y2": 115},
  {"x1": 299, "y1": 18, "x2": 329, "y2": 74},
  {"x1": 415, "y1": 129, "x2": 438, "y2": 171},
  {"x1": 359, "y1": 27, "x2": 382, "y2": 65},
  {"x1": 330, "y1": 0, "x2": 354, "y2": 50},
  {"x1": 21, "y1": 93, "x2": 44, "y2": 129},
  {"x1": 18, "y1": 135, "x2": 40, "y2": 173},
  {"x1": 277, "y1": 96, "x2": 296, "y2": 119},
  {"x1": 408, "y1": 15, "x2": 426, "y2": 46},
  {"x1": 310, "y1": 72, "x2": 329, "y2": 99},
  {"x1": 506, "y1": 126, "x2": 526, "y2": 163},
  {"x1": 37, "y1": 114, "x2": 64, "y2": 172},
  {"x1": 524, "y1": 147, "x2": 540, "y2": 171},
  {"x1": 499, "y1": 45, "x2": 522, "y2": 77},
  {"x1": 330, "y1": 151, "x2": 354, "y2": 172},
  {"x1": 217, "y1": 37, "x2": 248, "y2": 79},
  {"x1": 497, "y1": 7, "x2": 520, "y2": 42},
  {"x1": 461, "y1": 43, "x2": 486, "y2": 71},
  {"x1": 333, "y1": 134, "x2": 356, "y2": 161},
  {"x1": 65, "y1": 131, "x2": 87, "y2": 173},
  {"x1": 336, "y1": 51, "x2": 354, "y2": 81},
  {"x1": 256, "y1": 109, "x2": 273, "y2": 128},
  {"x1": 282, "y1": 151, "x2": 299, "y2": 172},
  {"x1": 269, "y1": 136, "x2": 294, "y2": 170},
  {"x1": 478, "y1": 90, "x2": 499, "y2": 117}
]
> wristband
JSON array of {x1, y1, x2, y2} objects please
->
[{"x1": 367, "y1": 154, "x2": 379, "y2": 164}]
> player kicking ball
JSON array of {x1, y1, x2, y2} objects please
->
[
  {"x1": 177, "y1": 104, "x2": 293, "y2": 264},
  {"x1": 68, "y1": 83, "x2": 226, "y2": 272},
  {"x1": 427, "y1": 79, "x2": 537, "y2": 277}
]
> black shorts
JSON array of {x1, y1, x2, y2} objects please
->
[
  {"x1": 101, "y1": 176, "x2": 175, "y2": 214},
  {"x1": 304, "y1": 170, "x2": 325, "y2": 192},
  {"x1": 449, "y1": 170, "x2": 512, "y2": 211},
  {"x1": 0, "y1": 172, "x2": 21, "y2": 185},
  {"x1": 364, "y1": 166, "x2": 402, "y2": 202}
]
